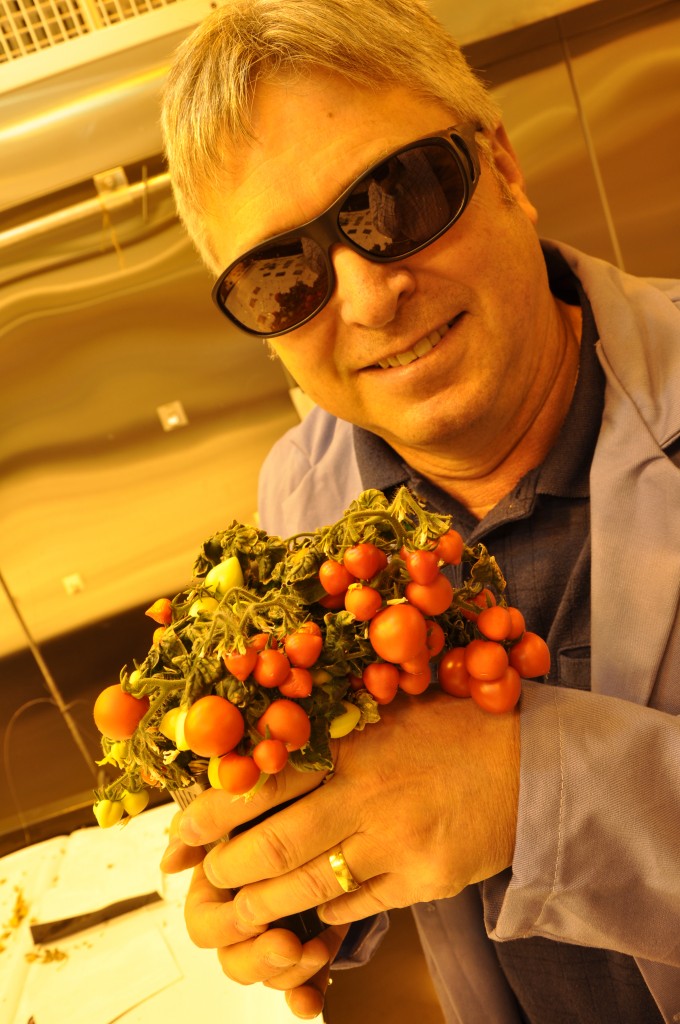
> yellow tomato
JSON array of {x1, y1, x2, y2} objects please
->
[
  {"x1": 329, "y1": 701, "x2": 361, "y2": 738},
  {"x1": 204, "y1": 556, "x2": 244, "y2": 596}
]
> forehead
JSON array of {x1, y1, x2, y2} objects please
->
[{"x1": 206, "y1": 73, "x2": 456, "y2": 267}]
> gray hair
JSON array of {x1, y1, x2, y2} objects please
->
[{"x1": 161, "y1": 0, "x2": 501, "y2": 271}]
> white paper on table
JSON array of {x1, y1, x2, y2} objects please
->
[
  {"x1": 20, "y1": 911, "x2": 182, "y2": 1024},
  {"x1": 0, "y1": 836, "x2": 67, "y2": 1024},
  {"x1": 32, "y1": 808, "x2": 171, "y2": 926}
]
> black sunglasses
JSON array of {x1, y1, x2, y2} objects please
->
[{"x1": 212, "y1": 123, "x2": 481, "y2": 338}]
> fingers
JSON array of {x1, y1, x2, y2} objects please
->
[
  {"x1": 176, "y1": 766, "x2": 328, "y2": 848},
  {"x1": 184, "y1": 862, "x2": 267, "y2": 947},
  {"x1": 226, "y1": 837, "x2": 370, "y2": 928},
  {"x1": 218, "y1": 923, "x2": 348, "y2": 998}
]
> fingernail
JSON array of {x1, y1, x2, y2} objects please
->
[
  {"x1": 233, "y1": 892, "x2": 255, "y2": 922},
  {"x1": 317, "y1": 904, "x2": 337, "y2": 925},
  {"x1": 178, "y1": 815, "x2": 201, "y2": 845},
  {"x1": 265, "y1": 951, "x2": 298, "y2": 968},
  {"x1": 203, "y1": 856, "x2": 225, "y2": 888},
  {"x1": 159, "y1": 838, "x2": 183, "y2": 871}
]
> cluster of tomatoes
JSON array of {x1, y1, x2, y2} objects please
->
[
  {"x1": 315, "y1": 537, "x2": 550, "y2": 714},
  {"x1": 91, "y1": 489, "x2": 551, "y2": 825}
]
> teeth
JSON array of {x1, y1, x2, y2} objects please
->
[{"x1": 376, "y1": 322, "x2": 449, "y2": 370}]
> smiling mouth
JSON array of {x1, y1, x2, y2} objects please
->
[{"x1": 374, "y1": 320, "x2": 454, "y2": 370}]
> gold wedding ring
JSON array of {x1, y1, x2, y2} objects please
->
[{"x1": 328, "y1": 845, "x2": 361, "y2": 893}]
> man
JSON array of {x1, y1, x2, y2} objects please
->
[{"x1": 158, "y1": 1, "x2": 680, "y2": 1021}]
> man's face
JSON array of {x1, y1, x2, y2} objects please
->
[{"x1": 207, "y1": 74, "x2": 550, "y2": 460}]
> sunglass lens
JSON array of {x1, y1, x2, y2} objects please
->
[
  {"x1": 219, "y1": 238, "x2": 330, "y2": 334},
  {"x1": 338, "y1": 142, "x2": 466, "y2": 257}
]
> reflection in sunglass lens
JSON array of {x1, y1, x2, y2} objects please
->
[
  {"x1": 222, "y1": 238, "x2": 331, "y2": 335},
  {"x1": 338, "y1": 144, "x2": 465, "y2": 257}
]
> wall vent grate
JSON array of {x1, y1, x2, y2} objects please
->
[{"x1": 0, "y1": 0, "x2": 181, "y2": 63}]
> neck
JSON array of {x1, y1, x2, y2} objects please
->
[{"x1": 393, "y1": 299, "x2": 583, "y2": 519}]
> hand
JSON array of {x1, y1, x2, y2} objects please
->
[
  {"x1": 161, "y1": 774, "x2": 348, "y2": 1019},
  {"x1": 167, "y1": 689, "x2": 519, "y2": 932}
]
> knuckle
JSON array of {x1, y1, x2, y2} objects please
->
[
  {"x1": 299, "y1": 860, "x2": 335, "y2": 905},
  {"x1": 252, "y1": 823, "x2": 298, "y2": 876}
]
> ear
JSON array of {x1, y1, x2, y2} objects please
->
[{"x1": 486, "y1": 124, "x2": 538, "y2": 224}]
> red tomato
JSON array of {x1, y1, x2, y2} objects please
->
[
  {"x1": 405, "y1": 573, "x2": 454, "y2": 615},
  {"x1": 223, "y1": 644, "x2": 258, "y2": 680},
  {"x1": 298, "y1": 621, "x2": 322, "y2": 637},
  {"x1": 342, "y1": 543, "x2": 388, "y2": 581},
  {"x1": 217, "y1": 752, "x2": 261, "y2": 794},
  {"x1": 464, "y1": 639, "x2": 509, "y2": 681},
  {"x1": 250, "y1": 632, "x2": 274, "y2": 651},
  {"x1": 253, "y1": 738, "x2": 289, "y2": 774},
  {"x1": 348, "y1": 672, "x2": 364, "y2": 691},
  {"x1": 398, "y1": 667, "x2": 431, "y2": 695},
  {"x1": 318, "y1": 591, "x2": 346, "y2": 610},
  {"x1": 477, "y1": 605, "x2": 512, "y2": 642},
  {"x1": 145, "y1": 597, "x2": 172, "y2": 625},
  {"x1": 368, "y1": 603, "x2": 428, "y2": 664},
  {"x1": 257, "y1": 699, "x2": 311, "y2": 751},
  {"x1": 318, "y1": 559, "x2": 356, "y2": 595},
  {"x1": 507, "y1": 606, "x2": 526, "y2": 640},
  {"x1": 403, "y1": 549, "x2": 440, "y2": 585},
  {"x1": 469, "y1": 666, "x2": 522, "y2": 714},
  {"x1": 399, "y1": 648, "x2": 431, "y2": 674},
  {"x1": 425, "y1": 620, "x2": 446, "y2": 657},
  {"x1": 345, "y1": 584, "x2": 383, "y2": 621},
  {"x1": 362, "y1": 662, "x2": 400, "y2": 704},
  {"x1": 253, "y1": 648, "x2": 291, "y2": 688},
  {"x1": 509, "y1": 632, "x2": 551, "y2": 678},
  {"x1": 93, "y1": 685, "x2": 150, "y2": 740},
  {"x1": 434, "y1": 529, "x2": 464, "y2": 565},
  {"x1": 459, "y1": 588, "x2": 497, "y2": 622},
  {"x1": 284, "y1": 630, "x2": 323, "y2": 668},
  {"x1": 183, "y1": 695, "x2": 244, "y2": 757},
  {"x1": 278, "y1": 666, "x2": 314, "y2": 698},
  {"x1": 437, "y1": 648, "x2": 472, "y2": 697}
]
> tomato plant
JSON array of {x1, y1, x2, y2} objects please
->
[
  {"x1": 437, "y1": 648, "x2": 472, "y2": 697},
  {"x1": 329, "y1": 701, "x2": 361, "y2": 738},
  {"x1": 507, "y1": 606, "x2": 526, "y2": 640},
  {"x1": 434, "y1": 529, "x2": 464, "y2": 565},
  {"x1": 369, "y1": 603, "x2": 428, "y2": 663},
  {"x1": 405, "y1": 573, "x2": 454, "y2": 615},
  {"x1": 398, "y1": 667, "x2": 431, "y2": 694},
  {"x1": 403, "y1": 549, "x2": 439, "y2": 585},
  {"x1": 469, "y1": 666, "x2": 522, "y2": 714},
  {"x1": 426, "y1": 620, "x2": 446, "y2": 657},
  {"x1": 345, "y1": 584, "x2": 383, "y2": 621},
  {"x1": 204, "y1": 555, "x2": 244, "y2": 596},
  {"x1": 217, "y1": 752, "x2": 261, "y2": 794},
  {"x1": 477, "y1": 605, "x2": 512, "y2": 642},
  {"x1": 362, "y1": 662, "x2": 400, "y2": 704},
  {"x1": 94, "y1": 685, "x2": 149, "y2": 740},
  {"x1": 278, "y1": 666, "x2": 314, "y2": 698},
  {"x1": 509, "y1": 632, "x2": 551, "y2": 678},
  {"x1": 284, "y1": 629, "x2": 323, "y2": 667},
  {"x1": 253, "y1": 738, "x2": 289, "y2": 774},
  {"x1": 183, "y1": 695, "x2": 244, "y2": 757},
  {"x1": 253, "y1": 648, "x2": 291, "y2": 688},
  {"x1": 93, "y1": 799, "x2": 124, "y2": 828},
  {"x1": 343, "y1": 542, "x2": 388, "y2": 580},
  {"x1": 145, "y1": 597, "x2": 172, "y2": 625},
  {"x1": 464, "y1": 639, "x2": 509, "y2": 681},
  {"x1": 257, "y1": 699, "x2": 311, "y2": 751},
  {"x1": 224, "y1": 644, "x2": 258, "y2": 680},
  {"x1": 121, "y1": 790, "x2": 149, "y2": 816},
  {"x1": 319, "y1": 559, "x2": 356, "y2": 595},
  {"x1": 459, "y1": 588, "x2": 496, "y2": 621}
]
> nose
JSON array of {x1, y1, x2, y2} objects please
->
[{"x1": 330, "y1": 246, "x2": 416, "y2": 329}]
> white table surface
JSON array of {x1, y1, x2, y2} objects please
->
[{"x1": 0, "y1": 802, "x2": 321, "y2": 1024}]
